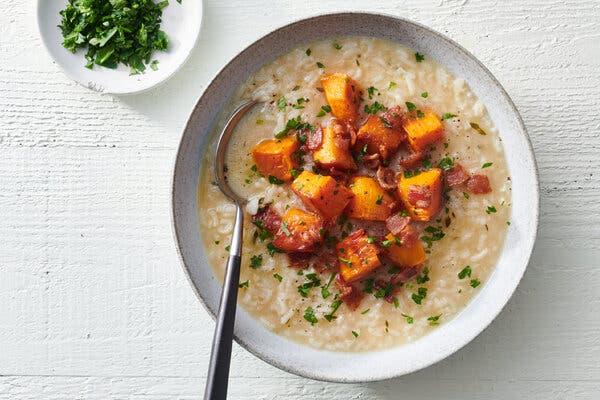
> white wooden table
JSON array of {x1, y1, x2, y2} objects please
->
[{"x1": 1, "y1": 1, "x2": 599, "y2": 398}]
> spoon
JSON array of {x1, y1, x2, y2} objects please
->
[{"x1": 204, "y1": 99, "x2": 258, "y2": 400}]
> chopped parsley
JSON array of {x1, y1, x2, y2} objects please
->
[
  {"x1": 421, "y1": 91, "x2": 428, "y2": 98},
  {"x1": 249, "y1": 254, "x2": 263, "y2": 269},
  {"x1": 273, "y1": 273, "x2": 283, "y2": 282},
  {"x1": 367, "y1": 86, "x2": 379, "y2": 99},
  {"x1": 305, "y1": 48, "x2": 311, "y2": 56},
  {"x1": 297, "y1": 273, "x2": 321, "y2": 298},
  {"x1": 405, "y1": 101, "x2": 417, "y2": 112},
  {"x1": 324, "y1": 300, "x2": 342, "y2": 322},
  {"x1": 268, "y1": 175, "x2": 285, "y2": 185},
  {"x1": 364, "y1": 101, "x2": 386, "y2": 114},
  {"x1": 366, "y1": 236, "x2": 376, "y2": 244},
  {"x1": 338, "y1": 257, "x2": 353, "y2": 266},
  {"x1": 411, "y1": 287, "x2": 427, "y2": 304},
  {"x1": 388, "y1": 81, "x2": 397, "y2": 90},
  {"x1": 463, "y1": 192, "x2": 470, "y2": 199},
  {"x1": 415, "y1": 52, "x2": 425, "y2": 62},
  {"x1": 238, "y1": 280, "x2": 249, "y2": 288},
  {"x1": 363, "y1": 278, "x2": 375, "y2": 294},
  {"x1": 486, "y1": 205, "x2": 497, "y2": 214},
  {"x1": 379, "y1": 116, "x2": 392, "y2": 128},
  {"x1": 437, "y1": 156, "x2": 455, "y2": 171},
  {"x1": 58, "y1": 0, "x2": 172, "y2": 74},
  {"x1": 402, "y1": 313, "x2": 414, "y2": 324},
  {"x1": 316, "y1": 104, "x2": 332, "y2": 117},
  {"x1": 290, "y1": 168, "x2": 303, "y2": 179},
  {"x1": 375, "y1": 194, "x2": 384, "y2": 205},
  {"x1": 416, "y1": 268, "x2": 430, "y2": 284},
  {"x1": 458, "y1": 266, "x2": 472, "y2": 279},
  {"x1": 303, "y1": 307, "x2": 318, "y2": 325},
  {"x1": 256, "y1": 119, "x2": 264, "y2": 125},
  {"x1": 416, "y1": 110, "x2": 425, "y2": 119},
  {"x1": 352, "y1": 330, "x2": 359, "y2": 338},
  {"x1": 482, "y1": 162, "x2": 493, "y2": 168},
  {"x1": 266, "y1": 242, "x2": 284, "y2": 256},
  {"x1": 421, "y1": 225, "x2": 445, "y2": 248},
  {"x1": 316, "y1": 62, "x2": 325, "y2": 68},
  {"x1": 393, "y1": 297, "x2": 399, "y2": 308},
  {"x1": 252, "y1": 220, "x2": 272, "y2": 242},
  {"x1": 441, "y1": 113, "x2": 457, "y2": 120},
  {"x1": 470, "y1": 122, "x2": 487, "y2": 135},
  {"x1": 470, "y1": 279, "x2": 481, "y2": 288},
  {"x1": 428, "y1": 314, "x2": 442, "y2": 326},
  {"x1": 275, "y1": 116, "x2": 313, "y2": 139},
  {"x1": 374, "y1": 283, "x2": 394, "y2": 299},
  {"x1": 321, "y1": 272, "x2": 337, "y2": 299},
  {"x1": 333, "y1": 42, "x2": 342, "y2": 50},
  {"x1": 276, "y1": 96, "x2": 287, "y2": 110},
  {"x1": 361, "y1": 308, "x2": 370, "y2": 315}
]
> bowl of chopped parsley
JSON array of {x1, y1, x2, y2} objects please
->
[{"x1": 37, "y1": 0, "x2": 203, "y2": 94}]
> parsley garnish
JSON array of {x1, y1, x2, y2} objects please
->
[
  {"x1": 316, "y1": 104, "x2": 332, "y2": 117},
  {"x1": 249, "y1": 254, "x2": 263, "y2": 269},
  {"x1": 352, "y1": 330, "x2": 359, "y2": 338},
  {"x1": 324, "y1": 300, "x2": 342, "y2": 322},
  {"x1": 238, "y1": 280, "x2": 249, "y2": 288},
  {"x1": 276, "y1": 96, "x2": 287, "y2": 111},
  {"x1": 486, "y1": 205, "x2": 497, "y2": 214},
  {"x1": 363, "y1": 278, "x2": 375, "y2": 294},
  {"x1": 428, "y1": 314, "x2": 442, "y2": 326},
  {"x1": 367, "y1": 86, "x2": 379, "y2": 99},
  {"x1": 421, "y1": 226, "x2": 445, "y2": 248},
  {"x1": 463, "y1": 192, "x2": 470, "y2": 199},
  {"x1": 470, "y1": 122, "x2": 487, "y2": 135},
  {"x1": 470, "y1": 279, "x2": 481, "y2": 288},
  {"x1": 338, "y1": 257, "x2": 353, "y2": 266},
  {"x1": 375, "y1": 194, "x2": 384, "y2": 205},
  {"x1": 321, "y1": 272, "x2": 337, "y2": 299},
  {"x1": 458, "y1": 266, "x2": 472, "y2": 279},
  {"x1": 316, "y1": 62, "x2": 325, "y2": 68},
  {"x1": 297, "y1": 273, "x2": 322, "y2": 298},
  {"x1": 252, "y1": 220, "x2": 272, "y2": 242},
  {"x1": 275, "y1": 116, "x2": 313, "y2": 139},
  {"x1": 401, "y1": 313, "x2": 414, "y2": 324},
  {"x1": 305, "y1": 48, "x2": 311, "y2": 56},
  {"x1": 411, "y1": 287, "x2": 427, "y2": 304},
  {"x1": 333, "y1": 42, "x2": 342, "y2": 50},
  {"x1": 266, "y1": 242, "x2": 284, "y2": 256},
  {"x1": 416, "y1": 268, "x2": 430, "y2": 284},
  {"x1": 441, "y1": 113, "x2": 457, "y2": 120},
  {"x1": 268, "y1": 175, "x2": 284, "y2": 185},
  {"x1": 393, "y1": 297, "x2": 399, "y2": 308},
  {"x1": 273, "y1": 273, "x2": 283, "y2": 282},
  {"x1": 374, "y1": 283, "x2": 393, "y2": 299},
  {"x1": 415, "y1": 52, "x2": 425, "y2": 62},
  {"x1": 388, "y1": 81, "x2": 397, "y2": 90},
  {"x1": 361, "y1": 308, "x2": 370, "y2": 315},
  {"x1": 281, "y1": 221, "x2": 291, "y2": 236},
  {"x1": 303, "y1": 307, "x2": 318, "y2": 325},
  {"x1": 421, "y1": 91, "x2": 428, "y2": 98},
  {"x1": 405, "y1": 101, "x2": 417, "y2": 112},
  {"x1": 364, "y1": 101, "x2": 386, "y2": 114},
  {"x1": 437, "y1": 157, "x2": 455, "y2": 171},
  {"x1": 482, "y1": 162, "x2": 493, "y2": 168},
  {"x1": 58, "y1": 0, "x2": 172, "y2": 74}
]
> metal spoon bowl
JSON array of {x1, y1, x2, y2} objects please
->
[{"x1": 204, "y1": 99, "x2": 258, "y2": 400}]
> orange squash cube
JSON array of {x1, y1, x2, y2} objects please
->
[
  {"x1": 313, "y1": 121, "x2": 358, "y2": 171},
  {"x1": 344, "y1": 176, "x2": 396, "y2": 221},
  {"x1": 402, "y1": 111, "x2": 444, "y2": 152},
  {"x1": 272, "y1": 208, "x2": 324, "y2": 252},
  {"x1": 320, "y1": 73, "x2": 362, "y2": 123},
  {"x1": 336, "y1": 229, "x2": 381, "y2": 283},
  {"x1": 384, "y1": 232, "x2": 426, "y2": 267},
  {"x1": 291, "y1": 170, "x2": 353, "y2": 221},
  {"x1": 355, "y1": 114, "x2": 405, "y2": 159},
  {"x1": 398, "y1": 168, "x2": 443, "y2": 221},
  {"x1": 251, "y1": 136, "x2": 299, "y2": 182}
]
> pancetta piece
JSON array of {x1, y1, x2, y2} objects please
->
[
  {"x1": 385, "y1": 214, "x2": 410, "y2": 236},
  {"x1": 252, "y1": 205, "x2": 281, "y2": 234},
  {"x1": 376, "y1": 166, "x2": 398, "y2": 190},
  {"x1": 407, "y1": 184, "x2": 432, "y2": 208},
  {"x1": 335, "y1": 274, "x2": 364, "y2": 310},
  {"x1": 445, "y1": 163, "x2": 470, "y2": 188},
  {"x1": 466, "y1": 174, "x2": 492, "y2": 194},
  {"x1": 305, "y1": 125, "x2": 323, "y2": 152}
]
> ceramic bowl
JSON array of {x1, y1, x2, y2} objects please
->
[
  {"x1": 172, "y1": 12, "x2": 539, "y2": 382},
  {"x1": 37, "y1": 0, "x2": 203, "y2": 94}
]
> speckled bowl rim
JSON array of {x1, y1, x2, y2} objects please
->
[{"x1": 171, "y1": 12, "x2": 539, "y2": 383}]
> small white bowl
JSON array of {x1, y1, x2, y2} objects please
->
[
  {"x1": 172, "y1": 13, "x2": 539, "y2": 382},
  {"x1": 36, "y1": 0, "x2": 203, "y2": 94}
]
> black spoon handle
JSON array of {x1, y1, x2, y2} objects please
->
[{"x1": 203, "y1": 204, "x2": 244, "y2": 400}]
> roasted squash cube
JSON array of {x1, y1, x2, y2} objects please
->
[
  {"x1": 336, "y1": 229, "x2": 381, "y2": 283},
  {"x1": 402, "y1": 111, "x2": 444, "y2": 152},
  {"x1": 313, "y1": 120, "x2": 357, "y2": 171},
  {"x1": 384, "y1": 232, "x2": 426, "y2": 267},
  {"x1": 398, "y1": 168, "x2": 443, "y2": 221},
  {"x1": 251, "y1": 136, "x2": 299, "y2": 182},
  {"x1": 291, "y1": 170, "x2": 353, "y2": 221},
  {"x1": 320, "y1": 73, "x2": 362, "y2": 123},
  {"x1": 272, "y1": 208, "x2": 324, "y2": 252},
  {"x1": 355, "y1": 114, "x2": 405, "y2": 159},
  {"x1": 344, "y1": 176, "x2": 396, "y2": 221}
]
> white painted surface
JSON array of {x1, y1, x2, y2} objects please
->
[{"x1": 1, "y1": 0, "x2": 599, "y2": 398}]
